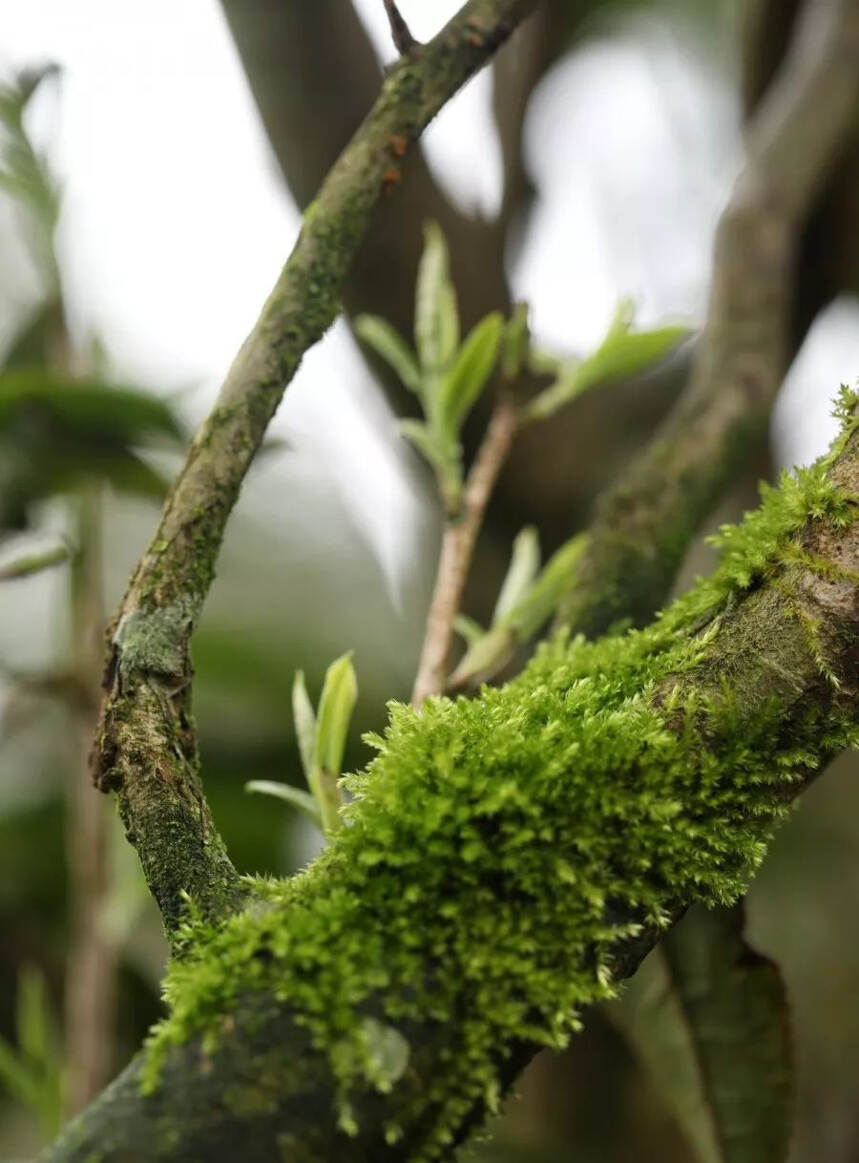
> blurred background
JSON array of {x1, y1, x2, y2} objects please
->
[{"x1": 2, "y1": 1, "x2": 859, "y2": 1159}]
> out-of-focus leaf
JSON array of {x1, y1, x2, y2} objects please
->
[
  {"x1": 0, "y1": 965, "x2": 64, "y2": 1137},
  {"x1": 611, "y1": 903, "x2": 793, "y2": 1163},
  {"x1": 245, "y1": 781, "x2": 323, "y2": 830},
  {"x1": 415, "y1": 222, "x2": 455, "y2": 372},
  {"x1": 500, "y1": 302, "x2": 531, "y2": 381},
  {"x1": 439, "y1": 312, "x2": 504, "y2": 435},
  {"x1": 454, "y1": 613, "x2": 485, "y2": 648},
  {"x1": 453, "y1": 533, "x2": 587, "y2": 687},
  {"x1": 291, "y1": 670, "x2": 317, "y2": 784},
  {"x1": 526, "y1": 303, "x2": 689, "y2": 422},
  {"x1": 506, "y1": 532, "x2": 588, "y2": 639},
  {"x1": 399, "y1": 419, "x2": 444, "y2": 469},
  {"x1": 439, "y1": 282, "x2": 460, "y2": 369},
  {"x1": 0, "y1": 370, "x2": 183, "y2": 443},
  {"x1": 354, "y1": 315, "x2": 422, "y2": 395},
  {"x1": 0, "y1": 65, "x2": 62, "y2": 285},
  {"x1": 0, "y1": 542, "x2": 68, "y2": 581},
  {"x1": 492, "y1": 526, "x2": 540, "y2": 623},
  {"x1": 2, "y1": 298, "x2": 64, "y2": 370}
]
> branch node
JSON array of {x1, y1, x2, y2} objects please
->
[{"x1": 383, "y1": 0, "x2": 420, "y2": 55}]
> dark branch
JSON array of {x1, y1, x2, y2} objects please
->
[{"x1": 383, "y1": 0, "x2": 419, "y2": 54}]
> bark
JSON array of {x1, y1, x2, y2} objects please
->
[
  {"x1": 42, "y1": 412, "x2": 859, "y2": 1162},
  {"x1": 558, "y1": 0, "x2": 859, "y2": 637}
]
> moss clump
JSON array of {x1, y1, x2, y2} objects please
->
[{"x1": 142, "y1": 395, "x2": 859, "y2": 1158}]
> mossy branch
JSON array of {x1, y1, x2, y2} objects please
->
[
  {"x1": 44, "y1": 404, "x2": 859, "y2": 1161},
  {"x1": 89, "y1": 0, "x2": 541, "y2": 943},
  {"x1": 558, "y1": 0, "x2": 859, "y2": 638}
]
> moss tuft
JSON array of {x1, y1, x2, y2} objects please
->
[{"x1": 141, "y1": 427, "x2": 859, "y2": 1157}]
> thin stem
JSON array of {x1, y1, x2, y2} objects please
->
[
  {"x1": 383, "y1": 0, "x2": 419, "y2": 54},
  {"x1": 412, "y1": 397, "x2": 519, "y2": 706}
]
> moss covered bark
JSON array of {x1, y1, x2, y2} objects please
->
[
  {"x1": 43, "y1": 401, "x2": 859, "y2": 1161},
  {"x1": 558, "y1": 0, "x2": 859, "y2": 638},
  {"x1": 90, "y1": 0, "x2": 540, "y2": 944}
]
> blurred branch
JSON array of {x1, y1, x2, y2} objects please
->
[
  {"x1": 0, "y1": 543, "x2": 68, "y2": 581},
  {"x1": 42, "y1": 405, "x2": 859, "y2": 1163},
  {"x1": 558, "y1": 0, "x2": 859, "y2": 636},
  {"x1": 412, "y1": 395, "x2": 519, "y2": 705},
  {"x1": 91, "y1": 0, "x2": 541, "y2": 944}
]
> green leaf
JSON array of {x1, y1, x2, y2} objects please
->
[
  {"x1": 449, "y1": 623, "x2": 516, "y2": 689},
  {"x1": 438, "y1": 312, "x2": 504, "y2": 435},
  {"x1": 492, "y1": 526, "x2": 540, "y2": 624},
  {"x1": 505, "y1": 532, "x2": 588, "y2": 640},
  {"x1": 454, "y1": 613, "x2": 485, "y2": 648},
  {"x1": 611, "y1": 903, "x2": 793, "y2": 1163},
  {"x1": 245, "y1": 781, "x2": 323, "y2": 831},
  {"x1": 16, "y1": 967, "x2": 50, "y2": 1068},
  {"x1": 359, "y1": 1018, "x2": 410, "y2": 1093},
  {"x1": 526, "y1": 305, "x2": 689, "y2": 422},
  {"x1": 354, "y1": 315, "x2": 421, "y2": 395},
  {"x1": 314, "y1": 653, "x2": 358, "y2": 778},
  {"x1": 291, "y1": 670, "x2": 317, "y2": 784},
  {"x1": 415, "y1": 222, "x2": 455, "y2": 372},
  {"x1": 311, "y1": 653, "x2": 358, "y2": 835},
  {"x1": 500, "y1": 303, "x2": 531, "y2": 382},
  {"x1": 399, "y1": 419, "x2": 444, "y2": 470}
]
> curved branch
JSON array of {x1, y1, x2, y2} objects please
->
[
  {"x1": 91, "y1": 0, "x2": 541, "y2": 945},
  {"x1": 558, "y1": 0, "x2": 859, "y2": 637},
  {"x1": 45, "y1": 409, "x2": 859, "y2": 1161}
]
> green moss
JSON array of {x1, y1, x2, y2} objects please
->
[{"x1": 141, "y1": 400, "x2": 859, "y2": 1157}]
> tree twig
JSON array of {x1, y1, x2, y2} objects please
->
[
  {"x1": 383, "y1": 0, "x2": 419, "y2": 54},
  {"x1": 89, "y1": 0, "x2": 541, "y2": 946},
  {"x1": 412, "y1": 396, "x2": 519, "y2": 706},
  {"x1": 557, "y1": 0, "x2": 859, "y2": 637}
]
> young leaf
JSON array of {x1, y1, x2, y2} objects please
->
[
  {"x1": 414, "y1": 222, "x2": 455, "y2": 372},
  {"x1": 17, "y1": 967, "x2": 50, "y2": 1068},
  {"x1": 500, "y1": 303, "x2": 531, "y2": 382},
  {"x1": 526, "y1": 307, "x2": 689, "y2": 422},
  {"x1": 505, "y1": 532, "x2": 588, "y2": 640},
  {"x1": 314, "y1": 653, "x2": 358, "y2": 778},
  {"x1": 399, "y1": 419, "x2": 445, "y2": 471},
  {"x1": 292, "y1": 670, "x2": 317, "y2": 784},
  {"x1": 492, "y1": 526, "x2": 541, "y2": 624},
  {"x1": 311, "y1": 653, "x2": 358, "y2": 835},
  {"x1": 245, "y1": 781, "x2": 323, "y2": 831},
  {"x1": 611, "y1": 903, "x2": 793, "y2": 1163},
  {"x1": 454, "y1": 613, "x2": 485, "y2": 648},
  {"x1": 438, "y1": 311, "x2": 504, "y2": 435},
  {"x1": 354, "y1": 315, "x2": 422, "y2": 395},
  {"x1": 449, "y1": 623, "x2": 516, "y2": 689}
]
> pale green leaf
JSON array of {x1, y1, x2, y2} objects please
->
[
  {"x1": 291, "y1": 670, "x2": 317, "y2": 784},
  {"x1": 500, "y1": 302, "x2": 531, "y2": 381},
  {"x1": 314, "y1": 653, "x2": 357, "y2": 779},
  {"x1": 354, "y1": 315, "x2": 422, "y2": 395},
  {"x1": 399, "y1": 419, "x2": 444, "y2": 470},
  {"x1": 611, "y1": 903, "x2": 793, "y2": 1163},
  {"x1": 415, "y1": 222, "x2": 454, "y2": 372},
  {"x1": 505, "y1": 532, "x2": 588, "y2": 639},
  {"x1": 526, "y1": 307, "x2": 689, "y2": 422},
  {"x1": 454, "y1": 614, "x2": 485, "y2": 648},
  {"x1": 439, "y1": 283, "x2": 460, "y2": 368},
  {"x1": 16, "y1": 967, "x2": 49, "y2": 1068},
  {"x1": 450, "y1": 624, "x2": 516, "y2": 689},
  {"x1": 360, "y1": 1018, "x2": 410, "y2": 1093},
  {"x1": 245, "y1": 781, "x2": 323, "y2": 831},
  {"x1": 492, "y1": 526, "x2": 540, "y2": 624},
  {"x1": 439, "y1": 312, "x2": 504, "y2": 435}
]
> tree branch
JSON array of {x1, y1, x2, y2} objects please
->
[
  {"x1": 412, "y1": 396, "x2": 519, "y2": 705},
  {"x1": 90, "y1": 0, "x2": 541, "y2": 946},
  {"x1": 43, "y1": 405, "x2": 859, "y2": 1162},
  {"x1": 383, "y1": 0, "x2": 419, "y2": 54},
  {"x1": 557, "y1": 0, "x2": 859, "y2": 637}
]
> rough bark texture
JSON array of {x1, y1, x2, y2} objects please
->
[
  {"x1": 90, "y1": 0, "x2": 540, "y2": 941},
  {"x1": 558, "y1": 0, "x2": 859, "y2": 637},
  {"x1": 43, "y1": 412, "x2": 859, "y2": 1162}
]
